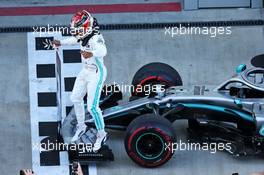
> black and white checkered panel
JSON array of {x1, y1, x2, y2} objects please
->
[{"x1": 28, "y1": 32, "x2": 70, "y2": 175}]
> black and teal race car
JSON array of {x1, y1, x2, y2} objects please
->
[{"x1": 61, "y1": 62, "x2": 264, "y2": 168}]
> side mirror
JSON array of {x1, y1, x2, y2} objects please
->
[
  {"x1": 236, "y1": 64, "x2": 247, "y2": 74},
  {"x1": 234, "y1": 99, "x2": 242, "y2": 108}
]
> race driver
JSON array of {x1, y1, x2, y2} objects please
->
[{"x1": 51, "y1": 10, "x2": 107, "y2": 152}]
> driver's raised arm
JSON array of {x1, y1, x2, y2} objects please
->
[
  {"x1": 60, "y1": 36, "x2": 78, "y2": 45},
  {"x1": 51, "y1": 36, "x2": 78, "y2": 47}
]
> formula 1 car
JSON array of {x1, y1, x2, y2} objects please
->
[{"x1": 61, "y1": 62, "x2": 264, "y2": 168}]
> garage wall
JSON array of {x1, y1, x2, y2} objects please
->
[{"x1": 184, "y1": 0, "x2": 263, "y2": 10}]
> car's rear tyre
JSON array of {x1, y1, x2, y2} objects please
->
[
  {"x1": 131, "y1": 62, "x2": 182, "y2": 97},
  {"x1": 124, "y1": 114, "x2": 176, "y2": 168}
]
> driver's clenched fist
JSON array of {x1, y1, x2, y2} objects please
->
[
  {"x1": 21, "y1": 169, "x2": 35, "y2": 175},
  {"x1": 51, "y1": 40, "x2": 61, "y2": 47}
]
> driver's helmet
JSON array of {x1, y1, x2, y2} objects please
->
[{"x1": 70, "y1": 10, "x2": 94, "y2": 39}]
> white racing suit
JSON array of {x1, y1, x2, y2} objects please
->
[{"x1": 61, "y1": 34, "x2": 107, "y2": 131}]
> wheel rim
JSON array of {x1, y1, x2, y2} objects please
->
[{"x1": 135, "y1": 132, "x2": 165, "y2": 160}]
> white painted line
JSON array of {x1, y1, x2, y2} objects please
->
[
  {"x1": 37, "y1": 107, "x2": 58, "y2": 122},
  {"x1": 62, "y1": 63, "x2": 82, "y2": 77},
  {"x1": 31, "y1": 78, "x2": 57, "y2": 92},
  {"x1": 28, "y1": 32, "x2": 41, "y2": 172}
]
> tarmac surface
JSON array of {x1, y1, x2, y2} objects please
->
[{"x1": 0, "y1": 33, "x2": 32, "y2": 174}]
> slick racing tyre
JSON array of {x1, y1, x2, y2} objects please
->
[
  {"x1": 131, "y1": 62, "x2": 182, "y2": 97},
  {"x1": 124, "y1": 114, "x2": 176, "y2": 168}
]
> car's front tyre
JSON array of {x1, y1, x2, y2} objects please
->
[{"x1": 124, "y1": 114, "x2": 176, "y2": 167}]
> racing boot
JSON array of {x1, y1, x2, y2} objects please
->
[
  {"x1": 71, "y1": 124, "x2": 87, "y2": 142},
  {"x1": 93, "y1": 130, "x2": 107, "y2": 152}
]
